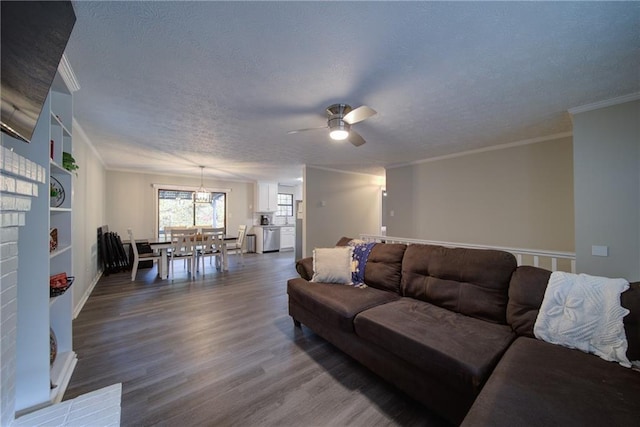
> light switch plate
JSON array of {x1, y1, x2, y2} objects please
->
[{"x1": 592, "y1": 245, "x2": 609, "y2": 257}]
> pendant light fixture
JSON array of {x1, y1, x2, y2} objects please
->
[{"x1": 193, "y1": 166, "x2": 212, "y2": 204}]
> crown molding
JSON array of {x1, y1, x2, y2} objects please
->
[
  {"x1": 72, "y1": 118, "x2": 106, "y2": 166},
  {"x1": 386, "y1": 131, "x2": 573, "y2": 170},
  {"x1": 305, "y1": 164, "x2": 384, "y2": 178},
  {"x1": 151, "y1": 183, "x2": 232, "y2": 193},
  {"x1": 568, "y1": 92, "x2": 640, "y2": 115},
  {"x1": 106, "y1": 166, "x2": 255, "y2": 184},
  {"x1": 57, "y1": 54, "x2": 80, "y2": 92}
]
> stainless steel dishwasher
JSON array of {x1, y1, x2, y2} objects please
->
[{"x1": 263, "y1": 226, "x2": 280, "y2": 252}]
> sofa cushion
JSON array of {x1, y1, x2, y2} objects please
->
[
  {"x1": 334, "y1": 236, "x2": 354, "y2": 247},
  {"x1": 401, "y1": 244, "x2": 517, "y2": 323},
  {"x1": 363, "y1": 243, "x2": 406, "y2": 293},
  {"x1": 287, "y1": 277, "x2": 400, "y2": 333},
  {"x1": 354, "y1": 298, "x2": 515, "y2": 395},
  {"x1": 506, "y1": 265, "x2": 550, "y2": 337},
  {"x1": 461, "y1": 337, "x2": 640, "y2": 427}
]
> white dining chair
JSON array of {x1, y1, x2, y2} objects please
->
[
  {"x1": 127, "y1": 228, "x2": 163, "y2": 281},
  {"x1": 167, "y1": 226, "x2": 195, "y2": 266},
  {"x1": 168, "y1": 229, "x2": 197, "y2": 279},
  {"x1": 200, "y1": 226, "x2": 225, "y2": 234},
  {"x1": 225, "y1": 224, "x2": 247, "y2": 266},
  {"x1": 198, "y1": 230, "x2": 224, "y2": 273}
]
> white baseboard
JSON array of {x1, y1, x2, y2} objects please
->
[{"x1": 73, "y1": 270, "x2": 102, "y2": 319}]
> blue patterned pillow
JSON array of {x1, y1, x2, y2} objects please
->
[{"x1": 350, "y1": 242, "x2": 376, "y2": 288}]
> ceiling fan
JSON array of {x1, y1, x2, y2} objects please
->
[{"x1": 287, "y1": 104, "x2": 377, "y2": 147}]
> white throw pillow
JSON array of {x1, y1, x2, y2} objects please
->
[
  {"x1": 311, "y1": 246, "x2": 353, "y2": 284},
  {"x1": 534, "y1": 272, "x2": 631, "y2": 367}
]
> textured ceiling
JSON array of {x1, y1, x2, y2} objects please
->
[{"x1": 64, "y1": 1, "x2": 640, "y2": 184}]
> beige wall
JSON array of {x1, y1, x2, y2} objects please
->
[
  {"x1": 573, "y1": 100, "x2": 640, "y2": 281},
  {"x1": 71, "y1": 121, "x2": 107, "y2": 315},
  {"x1": 105, "y1": 170, "x2": 254, "y2": 240},
  {"x1": 304, "y1": 166, "x2": 383, "y2": 256},
  {"x1": 386, "y1": 136, "x2": 575, "y2": 251}
]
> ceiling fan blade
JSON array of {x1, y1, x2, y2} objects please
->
[
  {"x1": 348, "y1": 130, "x2": 366, "y2": 147},
  {"x1": 343, "y1": 105, "x2": 377, "y2": 124},
  {"x1": 287, "y1": 126, "x2": 327, "y2": 135}
]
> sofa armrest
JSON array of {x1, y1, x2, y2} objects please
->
[{"x1": 296, "y1": 257, "x2": 314, "y2": 280}]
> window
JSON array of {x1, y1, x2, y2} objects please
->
[
  {"x1": 276, "y1": 193, "x2": 294, "y2": 217},
  {"x1": 158, "y1": 189, "x2": 226, "y2": 238}
]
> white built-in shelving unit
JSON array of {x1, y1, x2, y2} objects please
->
[{"x1": 4, "y1": 56, "x2": 80, "y2": 415}]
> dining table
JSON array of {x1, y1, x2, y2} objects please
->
[
  {"x1": 148, "y1": 240, "x2": 172, "y2": 279},
  {"x1": 149, "y1": 235, "x2": 238, "y2": 279},
  {"x1": 149, "y1": 233, "x2": 239, "y2": 279}
]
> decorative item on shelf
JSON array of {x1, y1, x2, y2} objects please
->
[
  {"x1": 62, "y1": 151, "x2": 79, "y2": 175},
  {"x1": 50, "y1": 140, "x2": 54, "y2": 159},
  {"x1": 50, "y1": 176, "x2": 65, "y2": 207},
  {"x1": 49, "y1": 272, "x2": 74, "y2": 298},
  {"x1": 50, "y1": 328, "x2": 57, "y2": 366},
  {"x1": 49, "y1": 228, "x2": 58, "y2": 252}
]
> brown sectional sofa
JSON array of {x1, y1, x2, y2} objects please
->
[{"x1": 287, "y1": 238, "x2": 640, "y2": 425}]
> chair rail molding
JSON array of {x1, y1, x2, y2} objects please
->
[{"x1": 360, "y1": 234, "x2": 576, "y2": 273}]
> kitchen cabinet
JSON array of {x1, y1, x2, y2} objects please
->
[
  {"x1": 280, "y1": 226, "x2": 295, "y2": 251},
  {"x1": 255, "y1": 182, "x2": 278, "y2": 212}
]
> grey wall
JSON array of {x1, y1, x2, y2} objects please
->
[
  {"x1": 304, "y1": 166, "x2": 383, "y2": 256},
  {"x1": 385, "y1": 163, "x2": 415, "y2": 238},
  {"x1": 71, "y1": 121, "x2": 107, "y2": 315},
  {"x1": 573, "y1": 100, "x2": 640, "y2": 281},
  {"x1": 386, "y1": 136, "x2": 575, "y2": 251}
]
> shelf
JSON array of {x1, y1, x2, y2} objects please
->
[
  {"x1": 49, "y1": 161, "x2": 71, "y2": 175},
  {"x1": 50, "y1": 207, "x2": 72, "y2": 213},
  {"x1": 49, "y1": 351, "x2": 77, "y2": 403},
  {"x1": 49, "y1": 244, "x2": 72, "y2": 259},
  {"x1": 49, "y1": 291, "x2": 71, "y2": 308},
  {"x1": 50, "y1": 112, "x2": 72, "y2": 137},
  {"x1": 49, "y1": 295, "x2": 61, "y2": 308}
]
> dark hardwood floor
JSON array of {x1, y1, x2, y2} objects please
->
[{"x1": 64, "y1": 252, "x2": 448, "y2": 426}]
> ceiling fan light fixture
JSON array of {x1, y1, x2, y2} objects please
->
[
  {"x1": 193, "y1": 165, "x2": 212, "y2": 204},
  {"x1": 329, "y1": 128, "x2": 349, "y2": 141},
  {"x1": 328, "y1": 117, "x2": 350, "y2": 141},
  {"x1": 288, "y1": 103, "x2": 376, "y2": 146}
]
